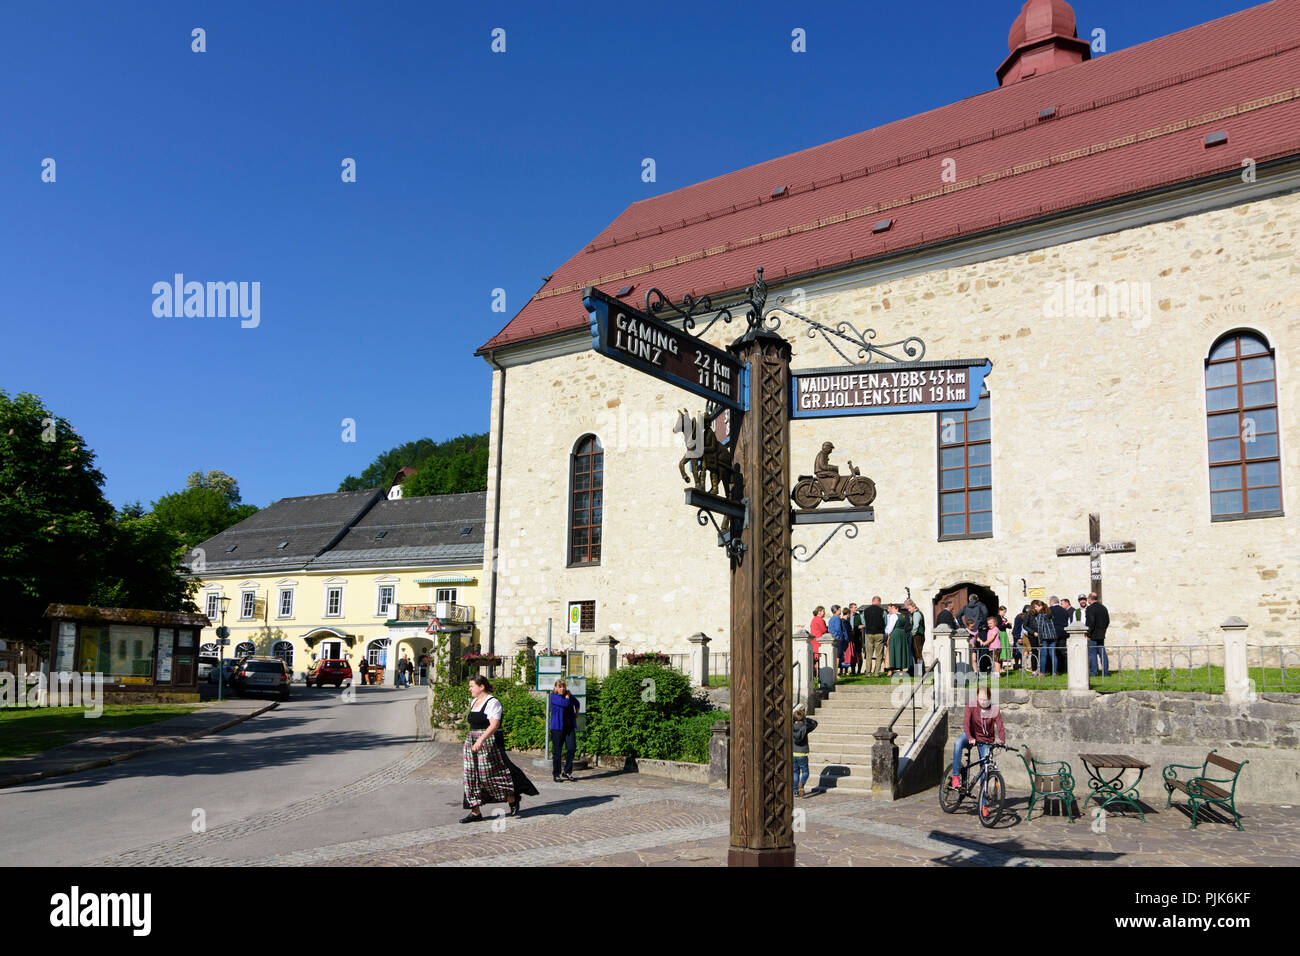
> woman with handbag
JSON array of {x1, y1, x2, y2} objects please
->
[{"x1": 460, "y1": 675, "x2": 539, "y2": 823}]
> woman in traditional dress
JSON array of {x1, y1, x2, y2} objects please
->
[
  {"x1": 886, "y1": 603, "x2": 912, "y2": 675},
  {"x1": 460, "y1": 675, "x2": 539, "y2": 823}
]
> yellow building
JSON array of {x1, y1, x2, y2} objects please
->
[{"x1": 188, "y1": 488, "x2": 485, "y2": 684}]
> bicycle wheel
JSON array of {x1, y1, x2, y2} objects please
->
[
  {"x1": 939, "y1": 763, "x2": 962, "y2": 812},
  {"x1": 979, "y1": 770, "x2": 1005, "y2": 828}
]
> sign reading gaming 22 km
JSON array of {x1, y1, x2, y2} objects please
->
[
  {"x1": 583, "y1": 287, "x2": 747, "y2": 413},
  {"x1": 791, "y1": 359, "x2": 992, "y2": 418}
]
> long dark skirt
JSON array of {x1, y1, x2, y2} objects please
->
[
  {"x1": 462, "y1": 730, "x2": 539, "y2": 810},
  {"x1": 887, "y1": 627, "x2": 912, "y2": 671}
]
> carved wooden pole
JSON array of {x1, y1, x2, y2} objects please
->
[{"x1": 727, "y1": 327, "x2": 795, "y2": 866}]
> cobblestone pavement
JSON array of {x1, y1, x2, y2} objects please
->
[{"x1": 121, "y1": 733, "x2": 1298, "y2": 867}]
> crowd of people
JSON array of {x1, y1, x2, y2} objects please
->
[
  {"x1": 808, "y1": 591, "x2": 1114, "y2": 679},
  {"x1": 808, "y1": 597, "x2": 927, "y2": 678}
]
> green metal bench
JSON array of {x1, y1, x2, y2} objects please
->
[
  {"x1": 1018, "y1": 745, "x2": 1077, "y2": 822},
  {"x1": 1163, "y1": 750, "x2": 1248, "y2": 830}
]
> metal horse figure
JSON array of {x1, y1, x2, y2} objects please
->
[{"x1": 673, "y1": 408, "x2": 734, "y2": 498}]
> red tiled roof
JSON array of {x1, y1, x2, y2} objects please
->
[{"x1": 479, "y1": 1, "x2": 1300, "y2": 353}]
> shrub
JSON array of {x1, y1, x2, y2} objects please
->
[
  {"x1": 581, "y1": 664, "x2": 704, "y2": 761},
  {"x1": 499, "y1": 681, "x2": 546, "y2": 751},
  {"x1": 676, "y1": 710, "x2": 728, "y2": 764}
]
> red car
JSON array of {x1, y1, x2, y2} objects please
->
[{"x1": 305, "y1": 659, "x2": 353, "y2": 688}]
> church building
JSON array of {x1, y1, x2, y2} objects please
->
[{"x1": 476, "y1": 0, "x2": 1299, "y2": 658}]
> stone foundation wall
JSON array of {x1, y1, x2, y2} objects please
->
[{"x1": 948, "y1": 690, "x2": 1300, "y2": 804}]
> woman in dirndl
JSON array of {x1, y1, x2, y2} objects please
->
[
  {"x1": 886, "y1": 603, "x2": 912, "y2": 674},
  {"x1": 460, "y1": 675, "x2": 539, "y2": 823}
]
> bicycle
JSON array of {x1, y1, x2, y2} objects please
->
[{"x1": 939, "y1": 742, "x2": 1018, "y2": 828}]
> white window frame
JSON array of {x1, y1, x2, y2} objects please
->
[
  {"x1": 239, "y1": 590, "x2": 257, "y2": 620},
  {"x1": 278, "y1": 587, "x2": 295, "y2": 619},
  {"x1": 435, "y1": 587, "x2": 458, "y2": 605},
  {"x1": 205, "y1": 592, "x2": 222, "y2": 622},
  {"x1": 375, "y1": 581, "x2": 397, "y2": 617},
  {"x1": 324, "y1": 585, "x2": 344, "y2": 618}
]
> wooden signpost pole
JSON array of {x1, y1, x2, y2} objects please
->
[{"x1": 727, "y1": 327, "x2": 795, "y2": 867}]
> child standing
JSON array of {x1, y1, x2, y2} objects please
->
[
  {"x1": 984, "y1": 615, "x2": 1003, "y2": 674},
  {"x1": 792, "y1": 705, "x2": 818, "y2": 798}
]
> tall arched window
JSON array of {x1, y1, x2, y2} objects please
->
[
  {"x1": 937, "y1": 390, "x2": 992, "y2": 539},
  {"x1": 1206, "y1": 331, "x2": 1282, "y2": 519},
  {"x1": 568, "y1": 435, "x2": 603, "y2": 566}
]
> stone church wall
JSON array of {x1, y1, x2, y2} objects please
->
[{"x1": 483, "y1": 191, "x2": 1300, "y2": 656}]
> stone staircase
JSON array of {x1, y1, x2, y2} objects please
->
[{"x1": 806, "y1": 684, "x2": 912, "y2": 794}]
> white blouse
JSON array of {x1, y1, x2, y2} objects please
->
[{"x1": 471, "y1": 695, "x2": 502, "y2": 722}]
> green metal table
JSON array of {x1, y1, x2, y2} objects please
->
[{"x1": 1079, "y1": 753, "x2": 1150, "y2": 821}]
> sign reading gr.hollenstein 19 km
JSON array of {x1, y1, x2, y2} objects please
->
[
  {"x1": 582, "y1": 286, "x2": 747, "y2": 412},
  {"x1": 791, "y1": 359, "x2": 992, "y2": 418}
]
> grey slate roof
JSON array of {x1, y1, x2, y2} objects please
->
[{"x1": 189, "y1": 490, "x2": 485, "y2": 576}]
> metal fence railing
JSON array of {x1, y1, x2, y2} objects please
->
[
  {"x1": 1089, "y1": 644, "x2": 1225, "y2": 693},
  {"x1": 710, "y1": 652, "x2": 729, "y2": 681},
  {"x1": 1246, "y1": 644, "x2": 1300, "y2": 693},
  {"x1": 947, "y1": 641, "x2": 1231, "y2": 693}
]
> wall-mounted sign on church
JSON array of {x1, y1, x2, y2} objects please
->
[{"x1": 792, "y1": 360, "x2": 992, "y2": 417}]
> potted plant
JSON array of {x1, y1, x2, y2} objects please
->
[
  {"x1": 463, "y1": 652, "x2": 503, "y2": 677},
  {"x1": 623, "y1": 651, "x2": 670, "y2": 667}
]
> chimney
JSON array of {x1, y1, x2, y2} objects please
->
[{"x1": 996, "y1": 0, "x2": 1091, "y2": 87}]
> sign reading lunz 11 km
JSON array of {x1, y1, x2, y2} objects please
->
[
  {"x1": 791, "y1": 359, "x2": 992, "y2": 418},
  {"x1": 583, "y1": 287, "x2": 746, "y2": 412}
]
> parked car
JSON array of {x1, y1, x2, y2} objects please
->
[
  {"x1": 206, "y1": 658, "x2": 239, "y2": 685},
  {"x1": 305, "y1": 659, "x2": 352, "y2": 688},
  {"x1": 232, "y1": 656, "x2": 291, "y2": 700},
  {"x1": 197, "y1": 656, "x2": 219, "y2": 682}
]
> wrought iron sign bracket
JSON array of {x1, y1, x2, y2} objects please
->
[
  {"x1": 685, "y1": 488, "x2": 748, "y2": 559},
  {"x1": 790, "y1": 507, "x2": 874, "y2": 563}
]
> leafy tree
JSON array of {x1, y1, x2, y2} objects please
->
[
  {"x1": 0, "y1": 391, "x2": 114, "y2": 647},
  {"x1": 185, "y1": 470, "x2": 242, "y2": 507},
  {"x1": 0, "y1": 392, "x2": 214, "y2": 651},
  {"x1": 150, "y1": 483, "x2": 257, "y2": 549},
  {"x1": 89, "y1": 507, "x2": 198, "y2": 613},
  {"x1": 338, "y1": 432, "x2": 488, "y2": 496}
]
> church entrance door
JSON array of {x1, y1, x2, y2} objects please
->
[{"x1": 933, "y1": 582, "x2": 1001, "y2": 626}]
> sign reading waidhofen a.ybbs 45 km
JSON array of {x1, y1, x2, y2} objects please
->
[
  {"x1": 583, "y1": 286, "x2": 747, "y2": 412},
  {"x1": 791, "y1": 359, "x2": 992, "y2": 417}
]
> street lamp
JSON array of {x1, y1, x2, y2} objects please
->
[{"x1": 216, "y1": 595, "x2": 231, "y2": 702}]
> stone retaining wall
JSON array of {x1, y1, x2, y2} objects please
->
[{"x1": 949, "y1": 690, "x2": 1300, "y2": 805}]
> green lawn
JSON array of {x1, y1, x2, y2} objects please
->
[
  {"x1": 706, "y1": 675, "x2": 730, "y2": 687},
  {"x1": 0, "y1": 704, "x2": 202, "y2": 760},
  {"x1": 929, "y1": 665, "x2": 1295, "y2": 694}
]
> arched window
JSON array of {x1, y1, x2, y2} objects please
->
[
  {"x1": 234, "y1": 640, "x2": 256, "y2": 658},
  {"x1": 1206, "y1": 332, "x2": 1282, "y2": 519},
  {"x1": 937, "y1": 390, "x2": 992, "y2": 539},
  {"x1": 568, "y1": 435, "x2": 603, "y2": 566},
  {"x1": 272, "y1": 641, "x2": 294, "y2": 670}
]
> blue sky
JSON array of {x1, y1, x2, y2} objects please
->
[{"x1": 0, "y1": 0, "x2": 1252, "y2": 508}]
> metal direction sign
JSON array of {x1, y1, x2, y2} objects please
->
[
  {"x1": 583, "y1": 287, "x2": 747, "y2": 412},
  {"x1": 791, "y1": 359, "x2": 992, "y2": 418}
]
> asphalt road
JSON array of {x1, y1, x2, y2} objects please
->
[{"x1": 0, "y1": 683, "x2": 429, "y2": 866}]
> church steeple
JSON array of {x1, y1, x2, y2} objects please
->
[{"x1": 996, "y1": 0, "x2": 1091, "y2": 87}]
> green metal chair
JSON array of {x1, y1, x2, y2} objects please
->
[
  {"x1": 1019, "y1": 745, "x2": 1077, "y2": 822},
  {"x1": 1163, "y1": 749, "x2": 1248, "y2": 830}
]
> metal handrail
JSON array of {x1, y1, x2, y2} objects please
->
[{"x1": 885, "y1": 661, "x2": 939, "y2": 749}]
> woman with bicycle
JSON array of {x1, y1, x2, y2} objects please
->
[{"x1": 950, "y1": 686, "x2": 1005, "y2": 814}]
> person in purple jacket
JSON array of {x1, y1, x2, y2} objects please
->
[{"x1": 548, "y1": 679, "x2": 582, "y2": 782}]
